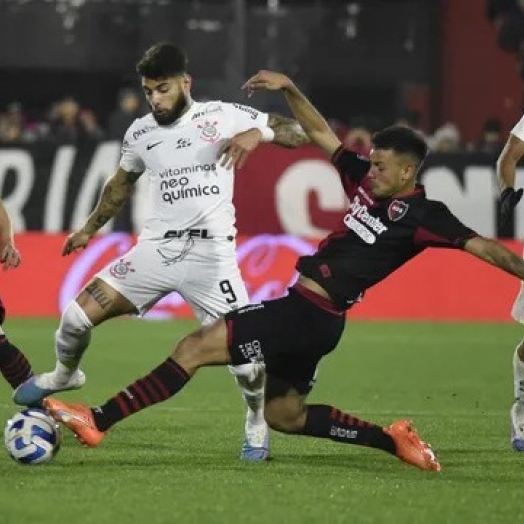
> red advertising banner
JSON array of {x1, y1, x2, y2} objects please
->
[{"x1": 0, "y1": 233, "x2": 520, "y2": 322}]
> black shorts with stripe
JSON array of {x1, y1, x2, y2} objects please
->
[{"x1": 225, "y1": 285, "x2": 346, "y2": 394}]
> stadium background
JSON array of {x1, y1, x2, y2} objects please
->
[{"x1": 1, "y1": 2, "x2": 524, "y2": 523}]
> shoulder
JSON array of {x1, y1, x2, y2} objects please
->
[{"x1": 123, "y1": 114, "x2": 159, "y2": 144}]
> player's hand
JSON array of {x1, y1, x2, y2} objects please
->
[
  {"x1": 218, "y1": 128, "x2": 263, "y2": 169},
  {"x1": 242, "y1": 70, "x2": 293, "y2": 97},
  {"x1": 62, "y1": 229, "x2": 93, "y2": 256},
  {"x1": 0, "y1": 241, "x2": 21, "y2": 270},
  {"x1": 500, "y1": 187, "x2": 524, "y2": 227}
]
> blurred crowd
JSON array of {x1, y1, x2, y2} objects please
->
[
  {"x1": 0, "y1": 88, "x2": 143, "y2": 145},
  {"x1": 0, "y1": 92, "x2": 506, "y2": 155},
  {"x1": 329, "y1": 113, "x2": 505, "y2": 156}
]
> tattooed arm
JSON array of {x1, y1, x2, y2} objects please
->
[
  {"x1": 464, "y1": 236, "x2": 524, "y2": 279},
  {"x1": 83, "y1": 168, "x2": 141, "y2": 235},
  {"x1": 267, "y1": 113, "x2": 310, "y2": 148},
  {"x1": 61, "y1": 167, "x2": 142, "y2": 256}
]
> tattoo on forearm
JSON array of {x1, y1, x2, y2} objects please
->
[
  {"x1": 268, "y1": 114, "x2": 310, "y2": 148},
  {"x1": 86, "y1": 172, "x2": 137, "y2": 233},
  {"x1": 85, "y1": 282, "x2": 113, "y2": 310}
]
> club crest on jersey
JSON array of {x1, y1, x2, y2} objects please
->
[
  {"x1": 197, "y1": 120, "x2": 221, "y2": 143},
  {"x1": 109, "y1": 259, "x2": 136, "y2": 279},
  {"x1": 387, "y1": 200, "x2": 409, "y2": 222}
]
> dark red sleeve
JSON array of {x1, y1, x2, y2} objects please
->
[
  {"x1": 413, "y1": 200, "x2": 478, "y2": 249},
  {"x1": 331, "y1": 146, "x2": 371, "y2": 194}
]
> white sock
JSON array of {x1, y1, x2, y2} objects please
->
[
  {"x1": 513, "y1": 344, "x2": 524, "y2": 401},
  {"x1": 52, "y1": 301, "x2": 93, "y2": 382},
  {"x1": 229, "y1": 363, "x2": 266, "y2": 426},
  {"x1": 52, "y1": 361, "x2": 77, "y2": 385}
]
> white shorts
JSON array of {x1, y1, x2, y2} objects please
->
[
  {"x1": 512, "y1": 245, "x2": 524, "y2": 323},
  {"x1": 96, "y1": 235, "x2": 249, "y2": 325}
]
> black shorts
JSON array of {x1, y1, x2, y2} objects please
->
[{"x1": 225, "y1": 285, "x2": 346, "y2": 394}]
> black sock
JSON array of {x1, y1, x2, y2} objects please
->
[
  {"x1": 0, "y1": 336, "x2": 33, "y2": 389},
  {"x1": 92, "y1": 358, "x2": 190, "y2": 431},
  {"x1": 301, "y1": 404, "x2": 396, "y2": 454}
]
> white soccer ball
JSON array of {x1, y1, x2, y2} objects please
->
[{"x1": 4, "y1": 408, "x2": 61, "y2": 465}]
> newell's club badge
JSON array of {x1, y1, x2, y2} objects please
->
[
  {"x1": 387, "y1": 200, "x2": 409, "y2": 221},
  {"x1": 197, "y1": 121, "x2": 221, "y2": 143}
]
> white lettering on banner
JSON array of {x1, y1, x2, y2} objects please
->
[
  {"x1": 0, "y1": 150, "x2": 34, "y2": 231},
  {"x1": 420, "y1": 166, "x2": 496, "y2": 237},
  {"x1": 70, "y1": 142, "x2": 120, "y2": 232},
  {"x1": 44, "y1": 146, "x2": 76, "y2": 232},
  {"x1": 276, "y1": 159, "x2": 347, "y2": 237}
]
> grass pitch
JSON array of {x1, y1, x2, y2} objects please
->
[{"x1": 0, "y1": 318, "x2": 522, "y2": 524}]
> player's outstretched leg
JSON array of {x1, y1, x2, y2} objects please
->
[
  {"x1": 44, "y1": 356, "x2": 192, "y2": 446},
  {"x1": 229, "y1": 363, "x2": 269, "y2": 461},
  {"x1": 13, "y1": 301, "x2": 91, "y2": 406},
  {"x1": 267, "y1": 401, "x2": 441, "y2": 472},
  {"x1": 511, "y1": 339, "x2": 524, "y2": 450}
]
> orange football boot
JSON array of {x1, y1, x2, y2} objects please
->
[
  {"x1": 43, "y1": 397, "x2": 106, "y2": 447},
  {"x1": 384, "y1": 419, "x2": 441, "y2": 472}
]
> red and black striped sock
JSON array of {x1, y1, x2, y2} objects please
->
[
  {"x1": 0, "y1": 336, "x2": 33, "y2": 389},
  {"x1": 302, "y1": 404, "x2": 396, "y2": 454},
  {"x1": 92, "y1": 358, "x2": 190, "y2": 431}
]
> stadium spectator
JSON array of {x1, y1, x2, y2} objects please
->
[
  {"x1": 469, "y1": 117, "x2": 504, "y2": 154},
  {"x1": 107, "y1": 88, "x2": 142, "y2": 140},
  {"x1": 430, "y1": 122, "x2": 461, "y2": 152},
  {"x1": 48, "y1": 96, "x2": 104, "y2": 142}
]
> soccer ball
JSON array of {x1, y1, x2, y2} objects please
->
[{"x1": 4, "y1": 408, "x2": 61, "y2": 465}]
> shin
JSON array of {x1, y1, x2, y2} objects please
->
[{"x1": 54, "y1": 301, "x2": 93, "y2": 376}]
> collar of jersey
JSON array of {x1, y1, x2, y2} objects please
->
[{"x1": 169, "y1": 100, "x2": 203, "y2": 127}]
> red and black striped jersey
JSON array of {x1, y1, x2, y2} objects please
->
[{"x1": 296, "y1": 146, "x2": 478, "y2": 310}]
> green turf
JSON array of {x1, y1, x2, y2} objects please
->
[{"x1": 0, "y1": 318, "x2": 522, "y2": 524}]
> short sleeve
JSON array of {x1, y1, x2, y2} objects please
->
[
  {"x1": 511, "y1": 114, "x2": 524, "y2": 143},
  {"x1": 224, "y1": 103, "x2": 269, "y2": 134},
  {"x1": 119, "y1": 123, "x2": 146, "y2": 173},
  {"x1": 331, "y1": 146, "x2": 371, "y2": 190},
  {"x1": 414, "y1": 200, "x2": 478, "y2": 249}
]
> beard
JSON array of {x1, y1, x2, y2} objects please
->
[{"x1": 152, "y1": 95, "x2": 188, "y2": 125}]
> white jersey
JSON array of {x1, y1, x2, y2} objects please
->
[
  {"x1": 511, "y1": 114, "x2": 524, "y2": 142},
  {"x1": 120, "y1": 100, "x2": 269, "y2": 240}
]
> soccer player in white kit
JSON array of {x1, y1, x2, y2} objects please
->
[
  {"x1": 495, "y1": 113, "x2": 524, "y2": 451},
  {"x1": 13, "y1": 42, "x2": 309, "y2": 460}
]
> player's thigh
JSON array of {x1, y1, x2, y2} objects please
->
[
  {"x1": 183, "y1": 262, "x2": 249, "y2": 325},
  {"x1": 75, "y1": 277, "x2": 137, "y2": 325},
  {"x1": 95, "y1": 240, "x2": 183, "y2": 317}
]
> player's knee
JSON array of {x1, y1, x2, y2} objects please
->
[
  {"x1": 58, "y1": 301, "x2": 93, "y2": 337},
  {"x1": 264, "y1": 401, "x2": 305, "y2": 434}
]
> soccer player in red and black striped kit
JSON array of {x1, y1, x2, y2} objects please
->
[
  {"x1": 43, "y1": 71, "x2": 524, "y2": 471},
  {"x1": 0, "y1": 199, "x2": 33, "y2": 391}
]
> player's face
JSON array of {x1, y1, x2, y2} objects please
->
[
  {"x1": 368, "y1": 148, "x2": 415, "y2": 198},
  {"x1": 142, "y1": 75, "x2": 191, "y2": 125}
]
